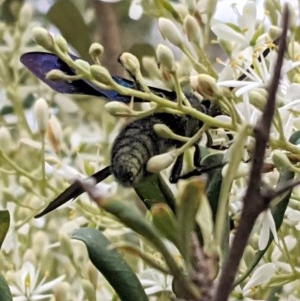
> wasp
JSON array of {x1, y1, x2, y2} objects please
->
[{"x1": 21, "y1": 52, "x2": 221, "y2": 217}]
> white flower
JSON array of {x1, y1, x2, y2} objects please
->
[
  {"x1": 258, "y1": 209, "x2": 278, "y2": 250},
  {"x1": 215, "y1": 34, "x2": 300, "y2": 141},
  {"x1": 271, "y1": 235, "x2": 297, "y2": 262},
  {"x1": 242, "y1": 262, "x2": 276, "y2": 294},
  {"x1": 1, "y1": 202, "x2": 29, "y2": 253},
  {"x1": 285, "y1": 207, "x2": 300, "y2": 230},
  {"x1": 9, "y1": 261, "x2": 65, "y2": 301},
  {"x1": 213, "y1": 0, "x2": 266, "y2": 23},
  {"x1": 232, "y1": 284, "x2": 266, "y2": 301},
  {"x1": 212, "y1": 0, "x2": 268, "y2": 52},
  {"x1": 138, "y1": 269, "x2": 172, "y2": 296}
]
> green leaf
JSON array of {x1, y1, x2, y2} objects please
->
[
  {"x1": 72, "y1": 228, "x2": 148, "y2": 301},
  {"x1": 0, "y1": 210, "x2": 10, "y2": 249},
  {"x1": 202, "y1": 153, "x2": 229, "y2": 254},
  {"x1": 177, "y1": 179, "x2": 203, "y2": 262},
  {"x1": 151, "y1": 203, "x2": 179, "y2": 246},
  {"x1": 47, "y1": 0, "x2": 92, "y2": 60},
  {"x1": 93, "y1": 197, "x2": 191, "y2": 293},
  {"x1": 134, "y1": 173, "x2": 176, "y2": 212},
  {"x1": 288, "y1": 130, "x2": 300, "y2": 145},
  {"x1": 202, "y1": 153, "x2": 224, "y2": 222},
  {"x1": 0, "y1": 272, "x2": 12, "y2": 301}
]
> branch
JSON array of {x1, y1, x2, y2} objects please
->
[
  {"x1": 212, "y1": 6, "x2": 289, "y2": 301},
  {"x1": 263, "y1": 179, "x2": 300, "y2": 201}
]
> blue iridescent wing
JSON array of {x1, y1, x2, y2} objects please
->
[
  {"x1": 34, "y1": 166, "x2": 112, "y2": 218},
  {"x1": 20, "y1": 52, "x2": 176, "y2": 102}
]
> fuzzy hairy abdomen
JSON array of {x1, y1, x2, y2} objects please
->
[
  {"x1": 110, "y1": 104, "x2": 205, "y2": 187},
  {"x1": 111, "y1": 114, "x2": 174, "y2": 186}
]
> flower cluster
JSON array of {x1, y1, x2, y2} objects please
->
[{"x1": 1, "y1": 0, "x2": 300, "y2": 301}]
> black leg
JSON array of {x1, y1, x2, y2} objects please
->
[
  {"x1": 175, "y1": 162, "x2": 225, "y2": 181},
  {"x1": 205, "y1": 131, "x2": 213, "y2": 148},
  {"x1": 169, "y1": 143, "x2": 225, "y2": 183},
  {"x1": 193, "y1": 144, "x2": 201, "y2": 167},
  {"x1": 169, "y1": 144, "x2": 202, "y2": 183},
  {"x1": 176, "y1": 145, "x2": 225, "y2": 181},
  {"x1": 169, "y1": 153, "x2": 184, "y2": 183}
]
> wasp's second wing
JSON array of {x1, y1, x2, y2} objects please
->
[
  {"x1": 35, "y1": 166, "x2": 112, "y2": 218},
  {"x1": 20, "y1": 52, "x2": 134, "y2": 102},
  {"x1": 21, "y1": 52, "x2": 176, "y2": 102}
]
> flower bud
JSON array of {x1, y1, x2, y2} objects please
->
[
  {"x1": 264, "y1": 0, "x2": 278, "y2": 24},
  {"x1": 18, "y1": 3, "x2": 32, "y2": 30},
  {"x1": 186, "y1": 0, "x2": 196, "y2": 11},
  {"x1": 0, "y1": 127, "x2": 12, "y2": 153},
  {"x1": 156, "y1": 44, "x2": 175, "y2": 72},
  {"x1": 54, "y1": 282, "x2": 71, "y2": 301},
  {"x1": 272, "y1": 150, "x2": 294, "y2": 170},
  {"x1": 153, "y1": 123, "x2": 175, "y2": 139},
  {"x1": 119, "y1": 52, "x2": 141, "y2": 77},
  {"x1": 219, "y1": 40, "x2": 233, "y2": 56},
  {"x1": 81, "y1": 279, "x2": 95, "y2": 301},
  {"x1": 74, "y1": 59, "x2": 90, "y2": 72},
  {"x1": 147, "y1": 151, "x2": 176, "y2": 173},
  {"x1": 33, "y1": 97, "x2": 49, "y2": 133},
  {"x1": 244, "y1": 245, "x2": 256, "y2": 266},
  {"x1": 268, "y1": 26, "x2": 282, "y2": 42},
  {"x1": 89, "y1": 43, "x2": 104, "y2": 62},
  {"x1": 46, "y1": 69, "x2": 69, "y2": 80},
  {"x1": 175, "y1": 4, "x2": 189, "y2": 19},
  {"x1": 183, "y1": 15, "x2": 200, "y2": 43},
  {"x1": 18, "y1": 206, "x2": 31, "y2": 220},
  {"x1": 142, "y1": 56, "x2": 160, "y2": 78},
  {"x1": 206, "y1": 0, "x2": 218, "y2": 19},
  {"x1": 249, "y1": 90, "x2": 267, "y2": 111},
  {"x1": 23, "y1": 249, "x2": 36, "y2": 265},
  {"x1": 20, "y1": 176, "x2": 33, "y2": 190},
  {"x1": 190, "y1": 74, "x2": 220, "y2": 99},
  {"x1": 46, "y1": 115, "x2": 63, "y2": 152},
  {"x1": 289, "y1": 41, "x2": 300, "y2": 60},
  {"x1": 54, "y1": 35, "x2": 68, "y2": 53},
  {"x1": 33, "y1": 27, "x2": 54, "y2": 51},
  {"x1": 59, "y1": 233, "x2": 73, "y2": 257},
  {"x1": 90, "y1": 65, "x2": 115, "y2": 86},
  {"x1": 32, "y1": 231, "x2": 49, "y2": 255},
  {"x1": 105, "y1": 101, "x2": 132, "y2": 116},
  {"x1": 158, "y1": 18, "x2": 183, "y2": 47}
]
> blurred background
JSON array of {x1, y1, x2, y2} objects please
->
[{"x1": 3, "y1": 0, "x2": 160, "y2": 75}]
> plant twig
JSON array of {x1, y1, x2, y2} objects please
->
[
  {"x1": 212, "y1": 6, "x2": 289, "y2": 301},
  {"x1": 263, "y1": 179, "x2": 300, "y2": 201},
  {"x1": 190, "y1": 233, "x2": 214, "y2": 301}
]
